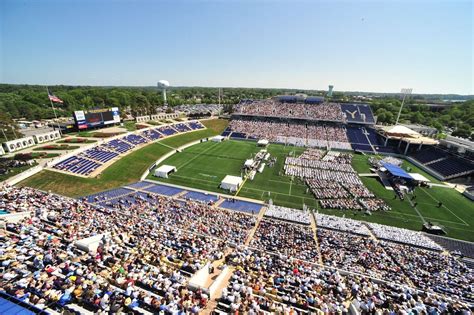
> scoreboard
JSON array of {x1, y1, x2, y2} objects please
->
[{"x1": 74, "y1": 107, "x2": 120, "y2": 130}]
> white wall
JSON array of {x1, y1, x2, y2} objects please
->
[
  {"x1": 3, "y1": 136, "x2": 35, "y2": 152},
  {"x1": 34, "y1": 130, "x2": 61, "y2": 144}
]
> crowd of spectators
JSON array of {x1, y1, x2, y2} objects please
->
[
  {"x1": 318, "y1": 229, "x2": 406, "y2": 282},
  {"x1": 264, "y1": 205, "x2": 311, "y2": 225},
  {"x1": 220, "y1": 248, "x2": 471, "y2": 314},
  {"x1": 381, "y1": 241, "x2": 474, "y2": 302},
  {"x1": 228, "y1": 119, "x2": 350, "y2": 149},
  {"x1": 367, "y1": 222, "x2": 443, "y2": 250},
  {"x1": 234, "y1": 100, "x2": 345, "y2": 121},
  {"x1": 314, "y1": 213, "x2": 370, "y2": 235},
  {"x1": 93, "y1": 190, "x2": 256, "y2": 245},
  {"x1": 2, "y1": 184, "x2": 474, "y2": 313},
  {"x1": 250, "y1": 219, "x2": 319, "y2": 262}
]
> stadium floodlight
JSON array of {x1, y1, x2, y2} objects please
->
[
  {"x1": 395, "y1": 88, "x2": 413, "y2": 125},
  {"x1": 157, "y1": 80, "x2": 170, "y2": 105}
]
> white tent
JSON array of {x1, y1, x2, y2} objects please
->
[
  {"x1": 211, "y1": 135, "x2": 225, "y2": 142},
  {"x1": 154, "y1": 165, "x2": 177, "y2": 178},
  {"x1": 258, "y1": 139, "x2": 269, "y2": 146},
  {"x1": 244, "y1": 159, "x2": 254, "y2": 168},
  {"x1": 409, "y1": 173, "x2": 431, "y2": 183},
  {"x1": 220, "y1": 175, "x2": 243, "y2": 192}
]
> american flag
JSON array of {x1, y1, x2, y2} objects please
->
[{"x1": 48, "y1": 89, "x2": 63, "y2": 104}]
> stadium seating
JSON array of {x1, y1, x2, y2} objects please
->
[
  {"x1": 187, "y1": 121, "x2": 205, "y2": 130},
  {"x1": 429, "y1": 157, "x2": 473, "y2": 177},
  {"x1": 173, "y1": 123, "x2": 191, "y2": 132},
  {"x1": 157, "y1": 125, "x2": 178, "y2": 136},
  {"x1": 341, "y1": 103, "x2": 375, "y2": 123},
  {"x1": 141, "y1": 128, "x2": 163, "y2": 140},
  {"x1": 81, "y1": 147, "x2": 118, "y2": 163},
  {"x1": 123, "y1": 134, "x2": 148, "y2": 145},
  {"x1": 53, "y1": 156, "x2": 101, "y2": 175},
  {"x1": 409, "y1": 146, "x2": 446, "y2": 164},
  {"x1": 106, "y1": 139, "x2": 133, "y2": 154},
  {"x1": 2, "y1": 185, "x2": 473, "y2": 314},
  {"x1": 50, "y1": 121, "x2": 204, "y2": 176},
  {"x1": 409, "y1": 146, "x2": 474, "y2": 178}
]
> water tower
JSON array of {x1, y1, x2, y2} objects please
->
[
  {"x1": 157, "y1": 80, "x2": 170, "y2": 104},
  {"x1": 328, "y1": 85, "x2": 334, "y2": 97}
]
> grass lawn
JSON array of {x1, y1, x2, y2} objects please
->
[
  {"x1": 147, "y1": 140, "x2": 316, "y2": 208},
  {"x1": 150, "y1": 140, "x2": 474, "y2": 241},
  {"x1": 123, "y1": 121, "x2": 137, "y2": 131},
  {"x1": 33, "y1": 144, "x2": 80, "y2": 151},
  {"x1": 57, "y1": 138, "x2": 97, "y2": 144},
  {"x1": 19, "y1": 119, "x2": 228, "y2": 197},
  {"x1": 0, "y1": 163, "x2": 38, "y2": 182}
]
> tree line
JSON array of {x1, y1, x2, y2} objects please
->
[{"x1": 0, "y1": 84, "x2": 472, "y2": 140}]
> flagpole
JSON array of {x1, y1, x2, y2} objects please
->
[{"x1": 46, "y1": 86, "x2": 63, "y2": 136}]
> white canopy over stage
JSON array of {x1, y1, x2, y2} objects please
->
[
  {"x1": 220, "y1": 175, "x2": 243, "y2": 192},
  {"x1": 154, "y1": 165, "x2": 177, "y2": 178}
]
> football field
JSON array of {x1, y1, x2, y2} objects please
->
[{"x1": 149, "y1": 139, "x2": 474, "y2": 241}]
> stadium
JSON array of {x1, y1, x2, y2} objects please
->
[{"x1": 1, "y1": 94, "x2": 473, "y2": 315}]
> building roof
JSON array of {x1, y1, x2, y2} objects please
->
[
  {"x1": 378, "y1": 125, "x2": 438, "y2": 145},
  {"x1": 381, "y1": 125, "x2": 421, "y2": 136}
]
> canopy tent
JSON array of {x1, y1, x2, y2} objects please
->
[
  {"x1": 220, "y1": 175, "x2": 243, "y2": 192},
  {"x1": 378, "y1": 125, "x2": 438, "y2": 145},
  {"x1": 257, "y1": 139, "x2": 269, "y2": 146},
  {"x1": 381, "y1": 162, "x2": 413, "y2": 180},
  {"x1": 211, "y1": 135, "x2": 225, "y2": 142},
  {"x1": 154, "y1": 165, "x2": 177, "y2": 178},
  {"x1": 244, "y1": 159, "x2": 254, "y2": 168},
  {"x1": 409, "y1": 173, "x2": 431, "y2": 183}
]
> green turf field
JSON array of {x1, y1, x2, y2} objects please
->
[{"x1": 150, "y1": 140, "x2": 474, "y2": 241}]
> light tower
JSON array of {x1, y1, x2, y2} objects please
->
[
  {"x1": 328, "y1": 85, "x2": 334, "y2": 97},
  {"x1": 157, "y1": 80, "x2": 170, "y2": 105},
  {"x1": 395, "y1": 88, "x2": 413, "y2": 125}
]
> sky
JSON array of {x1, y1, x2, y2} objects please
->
[{"x1": 0, "y1": 0, "x2": 473, "y2": 94}]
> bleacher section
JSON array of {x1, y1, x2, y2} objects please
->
[
  {"x1": 410, "y1": 146, "x2": 446, "y2": 164},
  {"x1": 106, "y1": 139, "x2": 133, "y2": 154},
  {"x1": 53, "y1": 156, "x2": 101, "y2": 176},
  {"x1": 51, "y1": 121, "x2": 203, "y2": 177},
  {"x1": 81, "y1": 147, "x2": 118, "y2": 163},
  {"x1": 0, "y1": 292, "x2": 48, "y2": 315},
  {"x1": 174, "y1": 123, "x2": 192, "y2": 132},
  {"x1": 144, "y1": 183, "x2": 184, "y2": 196},
  {"x1": 157, "y1": 125, "x2": 178, "y2": 136},
  {"x1": 346, "y1": 126, "x2": 373, "y2": 152},
  {"x1": 429, "y1": 158, "x2": 473, "y2": 177},
  {"x1": 83, "y1": 187, "x2": 134, "y2": 203},
  {"x1": 409, "y1": 146, "x2": 474, "y2": 179},
  {"x1": 183, "y1": 191, "x2": 219, "y2": 203},
  {"x1": 188, "y1": 121, "x2": 205, "y2": 130},
  {"x1": 123, "y1": 134, "x2": 148, "y2": 145},
  {"x1": 142, "y1": 129, "x2": 162, "y2": 141},
  {"x1": 219, "y1": 199, "x2": 262, "y2": 214},
  {"x1": 341, "y1": 103, "x2": 375, "y2": 124}
]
